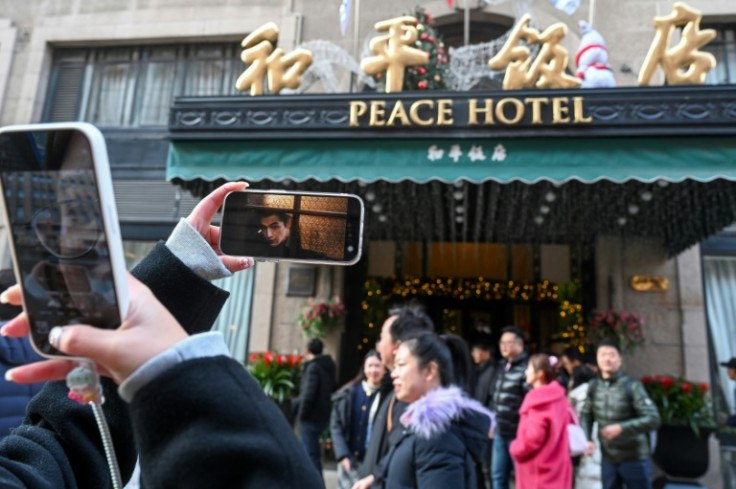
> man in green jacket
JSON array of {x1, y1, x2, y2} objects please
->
[{"x1": 580, "y1": 340, "x2": 661, "y2": 489}]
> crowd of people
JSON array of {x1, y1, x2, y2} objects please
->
[{"x1": 0, "y1": 180, "x2": 707, "y2": 489}]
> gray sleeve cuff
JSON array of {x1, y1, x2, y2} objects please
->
[
  {"x1": 118, "y1": 332, "x2": 231, "y2": 402},
  {"x1": 165, "y1": 218, "x2": 232, "y2": 281}
]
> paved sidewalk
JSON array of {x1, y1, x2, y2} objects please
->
[{"x1": 323, "y1": 468, "x2": 337, "y2": 489}]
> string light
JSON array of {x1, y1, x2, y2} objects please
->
[{"x1": 359, "y1": 276, "x2": 586, "y2": 350}]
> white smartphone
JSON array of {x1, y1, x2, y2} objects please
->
[
  {"x1": 0, "y1": 122, "x2": 129, "y2": 358},
  {"x1": 219, "y1": 190, "x2": 364, "y2": 265}
]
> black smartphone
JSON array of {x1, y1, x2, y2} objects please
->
[
  {"x1": 219, "y1": 190, "x2": 364, "y2": 265},
  {"x1": 0, "y1": 123, "x2": 128, "y2": 358}
]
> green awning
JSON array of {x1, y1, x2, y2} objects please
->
[{"x1": 166, "y1": 136, "x2": 736, "y2": 184}]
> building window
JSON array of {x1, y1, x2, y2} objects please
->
[
  {"x1": 43, "y1": 43, "x2": 243, "y2": 127},
  {"x1": 703, "y1": 24, "x2": 736, "y2": 85}
]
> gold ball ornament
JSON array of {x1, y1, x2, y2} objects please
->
[
  {"x1": 417, "y1": 24, "x2": 425, "y2": 31},
  {"x1": 435, "y1": 75, "x2": 441, "y2": 82}
]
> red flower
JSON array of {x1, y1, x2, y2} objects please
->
[
  {"x1": 661, "y1": 377, "x2": 675, "y2": 390},
  {"x1": 263, "y1": 351, "x2": 274, "y2": 366},
  {"x1": 277, "y1": 355, "x2": 287, "y2": 366},
  {"x1": 680, "y1": 382, "x2": 692, "y2": 394},
  {"x1": 641, "y1": 376, "x2": 651, "y2": 385},
  {"x1": 250, "y1": 353, "x2": 260, "y2": 363},
  {"x1": 700, "y1": 383, "x2": 709, "y2": 392}
]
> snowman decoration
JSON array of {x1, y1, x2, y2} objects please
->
[{"x1": 575, "y1": 20, "x2": 616, "y2": 88}]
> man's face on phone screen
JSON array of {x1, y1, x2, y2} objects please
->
[{"x1": 258, "y1": 214, "x2": 291, "y2": 247}]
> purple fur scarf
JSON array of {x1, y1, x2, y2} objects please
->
[{"x1": 399, "y1": 385, "x2": 495, "y2": 440}]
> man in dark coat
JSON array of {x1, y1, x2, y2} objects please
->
[
  {"x1": 488, "y1": 325, "x2": 530, "y2": 489},
  {"x1": 355, "y1": 303, "x2": 434, "y2": 488},
  {"x1": 294, "y1": 337, "x2": 337, "y2": 478}
]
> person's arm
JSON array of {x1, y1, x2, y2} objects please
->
[
  {"x1": 131, "y1": 354, "x2": 323, "y2": 488},
  {"x1": 579, "y1": 381, "x2": 594, "y2": 439},
  {"x1": 508, "y1": 409, "x2": 548, "y2": 463},
  {"x1": 619, "y1": 380, "x2": 661, "y2": 435}
]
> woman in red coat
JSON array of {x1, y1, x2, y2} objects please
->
[{"x1": 509, "y1": 353, "x2": 573, "y2": 489}]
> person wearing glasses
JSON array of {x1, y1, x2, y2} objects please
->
[{"x1": 487, "y1": 326, "x2": 530, "y2": 489}]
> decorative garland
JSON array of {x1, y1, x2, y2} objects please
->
[{"x1": 359, "y1": 276, "x2": 585, "y2": 351}]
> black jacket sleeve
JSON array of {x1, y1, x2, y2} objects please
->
[
  {"x1": 132, "y1": 356, "x2": 324, "y2": 489},
  {"x1": 0, "y1": 241, "x2": 231, "y2": 488}
]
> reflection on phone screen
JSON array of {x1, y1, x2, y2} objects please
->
[
  {"x1": 0, "y1": 129, "x2": 121, "y2": 355},
  {"x1": 221, "y1": 192, "x2": 362, "y2": 263}
]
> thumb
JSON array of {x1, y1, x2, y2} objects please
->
[
  {"x1": 50, "y1": 325, "x2": 118, "y2": 374},
  {"x1": 220, "y1": 255, "x2": 255, "y2": 274}
]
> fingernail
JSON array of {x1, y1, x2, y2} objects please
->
[
  {"x1": 0, "y1": 326, "x2": 7, "y2": 337},
  {"x1": 49, "y1": 326, "x2": 64, "y2": 348},
  {"x1": 4, "y1": 368, "x2": 14, "y2": 382},
  {"x1": 0, "y1": 290, "x2": 9, "y2": 304}
]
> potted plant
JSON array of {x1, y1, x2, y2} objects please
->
[
  {"x1": 248, "y1": 351, "x2": 304, "y2": 424},
  {"x1": 585, "y1": 308, "x2": 645, "y2": 354},
  {"x1": 297, "y1": 297, "x2": 346, "y2": 339},
  {"x1": 642, "y1": 375, "x2": 716, "y2": 482}
]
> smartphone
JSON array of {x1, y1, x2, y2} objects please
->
[
  {"x1": 0, "y1": 122, "x2": 129, "y2": 358},
  {"x1": 219, "y1": 190, "x2": 364, "y2": 265}
]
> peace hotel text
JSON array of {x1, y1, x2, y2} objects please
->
[{"x1": 349, "y1": 96, "x2": 591, "y2": 127}]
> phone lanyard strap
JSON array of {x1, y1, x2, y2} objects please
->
[{"x1": 67, "y1": 360, "x2": 123, "y2": 489}]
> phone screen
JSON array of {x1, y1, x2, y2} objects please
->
[
  {"x1": 219, "y1": 190, "x2": 364, "y2": 265},
  {"x1": 0, "y1": 128, "x2": 123, "y2": 355}
]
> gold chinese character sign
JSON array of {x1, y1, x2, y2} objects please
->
[
  {"x1": 488, "y1": 14, "x2": 581, "y2": 90},
  {"x1": 235, "y1": 22, "x2": 313, "y2": 95},
  {"x1": 361, "y1": 16, "x2": 429, "y2": 93},
  {"x1": 638, "y1": 2, "x2": 716, "y2": 86}
]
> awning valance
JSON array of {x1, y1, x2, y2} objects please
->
[{"x1": 166, "y1": 136, "x2": 736, "y2": 184}]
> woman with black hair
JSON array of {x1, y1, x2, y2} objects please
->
[
  {"x1": 375, "y1": 333, "x2": 493, "y2": 489},
  {"x1": 330, "y1": 350, "x2": 383, "y2": 489}
]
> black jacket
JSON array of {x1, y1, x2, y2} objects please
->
[
  {"x1": 0, "y1": 242, "x2": 320, "y2": 488},
  {"x1": 0, "y1": 336, "x2": 44, "y2": 440},
  {"x1": 489, "y1": 352, "x2": 530, "y2": 438},
  {"x1": 133, "y1": 355, "x2": 323, "y2": 488},
  {"x1": 379, "y1": 386, "x2": 491, "y2": 489},
  {"x1": 360, "y1": 372, "x2": 407, "y2": 479},
  {"x1": 295, "y1": 354, "x2": 337, "y2": 422}
]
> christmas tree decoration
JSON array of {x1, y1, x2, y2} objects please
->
[
  {"x1": 575, "y1": 20, "x2": 616, "y2": 88},
  {"x1": 367, "y1": 7, "x2": 449, "y2": 92}
]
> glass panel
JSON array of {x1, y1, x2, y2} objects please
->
[
  {"x1": 87, "y1": 61, "x2": 132, "y2": 125},
  {"x1": 137, "y1": 59, "x2": 178, "y2": 125}
]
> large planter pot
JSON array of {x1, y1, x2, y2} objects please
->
[{"x1": 653, "y1": 424, "x2": 714, "y2": 479}]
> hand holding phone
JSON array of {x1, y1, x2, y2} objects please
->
[
  {"x1": 0, "y1": 123, "x2": 128, "y2": 358},
  {"x1": 219, "y1": 190, "x2": 364, "y2": 265}
]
